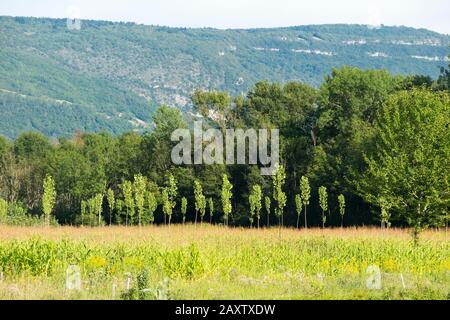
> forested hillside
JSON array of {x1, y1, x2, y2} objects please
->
[
  {"x1": 1, "y1": 65, "x2": 448, "y2": 231},
  {"x1": 1, "y1": 16, "x2": 449, "y2": 138}
]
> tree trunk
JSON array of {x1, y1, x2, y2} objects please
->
[
  {"x1": 322, "y1": 211, "x2": 324, "y2": 229},
  {"x1": 304, "y1": 207, "x2": 308, "y2": 229},
  {"x1": 296, "y1": 214, "x2": 300, "y2": 229}
]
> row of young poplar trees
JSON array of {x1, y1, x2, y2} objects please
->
[{"x1": 40, "y1": 165, "x2": 352, "y2": 229}]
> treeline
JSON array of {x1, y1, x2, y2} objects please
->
[{"x1": 0, "y1": 66, "x2": 449, "y2": 232}]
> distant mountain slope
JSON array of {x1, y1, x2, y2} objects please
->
[{"x1": 0, "y1": 16, "x2": 449, "y2": 138}]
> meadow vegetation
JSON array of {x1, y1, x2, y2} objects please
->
[{"x1": 0, "y1": 225, "x2": 448, "y2": 300}]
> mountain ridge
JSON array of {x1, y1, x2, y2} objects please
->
[{"x1": 0, "y1": 16, "x2": 449, "y2": 138}]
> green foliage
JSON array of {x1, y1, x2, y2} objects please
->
[
  {"x1": 1, "y1": 17, "x2": 449, "y2": 139},
  {"x1": 0, "y1": 198, "x2": 7, "y2": 221},
  {"x1": 264, "y1": 196, "x2": 271, "y2": 227},
  {"x1": 355, "y1": 89, "x2": 450, "y2": 238},
  {"x1": 146, "y1": 192, "x2": 157, "y2": 224},
  {"x1": 338, "y1": 194, "x2": 346, "y2": 227},
  {"x1": 167, "y1": 174, "x2": 178, "y2": 218},
  {"x1": 300, "y1": 176, "x2": 311, "y2": 228},
  {"x1": 106, "y1": 188, "x2": 115, "y2": 225},
  {"x1": 194, "y1": 180, "x2": 206, "y2": 224},
  {"x1": 94, "y1": 193, "x2": 104, "y2": 226},
  {"x1": 221, "y1": 175, "x2": 233, "y2": 226},
  {"x1": 318, "y1": 186, "x2": 328, "y2": 228},
  {"x1": 80, "y1": 200, "x2": 87, "y2": 226},
  {"x1": 249, "y1": 185, "x2": 262, "y2": 228},
  {"x1": 207, "y1": 198, "x2": 214, "y2": 224},
  {"x1": 181, "y1": 197, "x2": 188, "y2": 224},
  {"x1": 1, "y1": 57, "x2": 449, "y2": 230},
  {"x1": 0, "y1": 199, "x2": 52, "y2": 226},
  {"x1": 272, "y1": 165, "x2": 287, "y2": 226},
  {"x1": 295, "y1": 194, "x2": 302, "y2": 229},
  {"x1": 121, "y1": 180, "x2": 134, "y2": 226},
  {"x1": 0, "y1": 230, "x2": 447, "y2": 299},
  {"x1": 42, "y1": 175, "x2": 56, "y2": 226},
  {"x1": 162, "y1": 188, "x2": 172, "y2": 225},
  {"x1": 379, "y1": 197, "x2": 392, "y2": 229},
  {"x1": 133, "y1": 174, "x2": 147, "y2": 226}
]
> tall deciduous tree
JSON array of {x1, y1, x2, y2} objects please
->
[
  {"x1": 300, "y1": 176, "x2": 311, "y2": 228},
  {"x1": 121, "y1": 180, "x2": 134, "y2": 226},
  {"x1": 194, "y1": 180, "x2": 204, "y2": 225},
  {"x1": 355, "y1": 89, "x2": 450, "y2": 240},
  {"x1": 208, "y1": 197, "x2": 214, "y2": 224},
  {"x1": 162, "y1": 188, "x2": 173, "y2": 225},
  {"x1": 106, "y1": 188, "x2": 115, "y2": 226},
  {"x1": 134, "y1": 174, "x2": 146, "y2": 227},
  {"x1": 94, "y1": 193, "x2": 103, "y2": 226},
  {"x1": 251, "y1": 185, "x2": 262, "y2": 228},
  {"x1": 181, "y1": 197, "x2": 188, "y2": 224},
  {"x1": 318, "y1": 186, "x2": 328, "y2": 228},
  {"x1": 146, "y1": 191, "x2": 157, "y2": 224},
  {"x1": 221, "y1": 174, "x2": 233, "y2": 226},
  {"x1": 167, "y1": 174, "x2": 178, "y2": 222},
  {"x1": 295, "y1": 194, "x2": 302, "y2": 229},
  {"x1": 272, "y1": 165, "x2": 287, "y2": 228}
]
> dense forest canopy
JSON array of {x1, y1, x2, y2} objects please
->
[
  {"x1": 1, "y1": 64, "x2": 449, "y2": 231},
  {"x1": 1, "y1": 16, "x2": 450, "y2": 138}
]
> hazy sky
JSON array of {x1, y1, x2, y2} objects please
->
[{"x1": 1, "y1": 0, "x2": 449, "y2": 34}]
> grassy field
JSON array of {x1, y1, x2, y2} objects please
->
[{"x1": 0, "y1": 225, "x2": 448, "y2": 300}]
